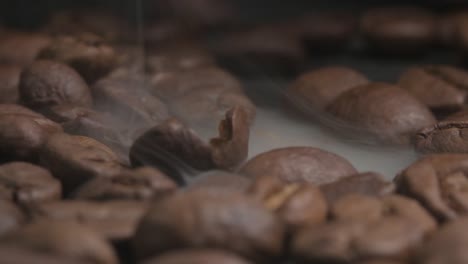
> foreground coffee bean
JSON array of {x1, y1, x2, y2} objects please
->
[
  {"x1": 414, "y1": 216, "x2": 468, "y2": 264},
  {"x1": 133, "y1": 190, "x2": 284, "y2": 262},
  {"x1": 395, "y1": 153, "x2": 468, "y2": 221},
  {"x1": 292, "y1": 194, "x2": 436, "y2": 263},
  {"x1": 0, "y1": 162, "x2": 61, "y2": 204},
  {"x1": 320, "y1": 172, "x2": 394, "y2": 204},
  {"x1": 29, "y1": 201, "x2": 148, "y2": 241},
  {"x1": 360, "y1": 7, "x2": 436, "y2": 54},
  {"x1": 0, "y1": 245, "x2": 86, "y2": 264},
  {"x1": 415, "y1": 110, "x2": 468, "y2": 153},
  {"x1": 0, "y1": 200, "x2": 24, "y2": 236},
  {"x1": 0, "y1": 64, "x2": 21, "y2": 104},
  {"x1": 241, "y1": 147, "x2": 357, "y2": 185},
  {"x1": 74, "y1": 167, "x2": 177, "y2": 201},
  {"x1": 40, "y1": 133, "x2": 125, "y2": 194},
  {"x1": 398, "y1": 66, "x2": 468, "y2": 113},
  {"x1": 38, "y1": 33, "x2": 117, "y2": 83},
  {"x1": 248, "y1": 174, "x2": 327, "y2": 232},
  {"x1": 286, "y1": 67, "x2": 369, "y2": 112},
  {"x1": 0, "y1": 104, "x2": 62, "y2": 162},
  {"x1": 326, "y1": 82, "x2": 436, "y2": 145},
  {"x1": 0, "y1": 220, "x2": 118, "y2": 264},
  {"x1": 142, "y1": 249, "x2": 252, "y2": 264},
  {"x1": 19, "y1": 60, "x2": 92, "y2": 109}
]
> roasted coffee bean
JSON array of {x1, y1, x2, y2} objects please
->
[
  {"x1": 38, "y1": 33, "x2": 117, "y2": 83},
  {"x1": 292, "y1": 194, "x2": 436, "y2": 263},
  {"x1": 0, "y1": 162, "x2": 61, "y2": 204},
  {"x1": 0, "y1": 220, "x2": 118, "y2": 264},
  {"x1": 320, "y1": 172, "x2": 394, "y2": 204},
  {"x1": 142, "y1": 249, "x2": 252, "y2": 264},
  {"x1": 0, "y1": 32, "x2": 50, "y2": 65},
  {"x1": 93, "y1": 76, "x2": 170, "y2": 130},
  {"x1": 414, "y1": 216, "x2": 468, "y2": 264},
  {"x1": 0, "y1": 64, "x2": 21, "y2": 104},
  {"x1": 248, "y1": 174, "x2": 328, "y2": 231},
  {"x1": 326, "y1": 82, "x2": 436, "y2": 145},
  {"x1": 0, "y1": 104, "x2": 62, "y2": 162},
  {"x1": 130, "y1": 108, "x2": 250, "y2": 184},
  {"x1": 186, "y1": 170, "x2": 252, "y2": 194},
  {"x1": 286, "y1": 67, "x2": 369, "y2": 111},
  {"x1": 133, "y1": 190, "x2": 284, "y2": 262},
  {"x1": 360, "y1": 7, "x2": 436, "y2": 54},
  {"x1": 415, "y1": 110, "x2": 468, "y2": 153},
  {"x1": 241, "y1": 147, "x2": 357, "y2": 185},
  {"x1": 0, "y1": 245, "x2": 86, "y2": 264},
  {"x1": 29, "y1": 201, "x2": 148, "y2": 241},
  {"x1": 0, "y1": 200, "x2": 24, "y2": 236},
  {"x1": 395, "y1": 153, "x2": 468, "y2": 221},
  {"x1": 398, "y1": 66, "x2": 468, "y2": 112},
  {"x1": 74, "y1": 167, "x2": 177, "y2": 201},
  {"x1": 19, "y1": 60, "x2": 92, "y2": 109},
  {"x1": 40, "y1": 133, "x2": 125, "y2": 194}
]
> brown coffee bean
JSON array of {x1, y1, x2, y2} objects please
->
[
  {"x1": 0, "y1": 245, "x2": 86, "y2": 264},
  {"x1": 0, "y1": 162, "x2": 61, "y2": 204},
  {"x1": 395, "y1": 153, "x2": 468, "y2": 221},
  {"x1": 19, "y1": 60, "x2": 92, "y2": 109},
  {"x1": 360, "y1": 7, "x2": 436, "y2": 54},
  {"x1": 415, "y1": 112, "x2": 468, "y2": 153},
  {"x1": 29, "y1": 201, "x2": 148, "y2": 241},
  {"x1": 414, "y1": 216, "x2": 468, "y2": 264},
  {"x1": 133, "y1": 190, "x2": 284, "y2": 262},
  {"x1": 0, "y1": 32, "x2": 50, "y2": 65},
  {"x1": 398, "y1": 66, "x2": 468, "y2": 112},
  {"x1": 0, "y1": 64, "x2": 21, "y2": 104},
  {"x1": 93, "y1": 76, "x2": 170, "y2": 130},
  {"x1": 40, "y1": 133, "x2": 125, "y2": 194},
  {"x1": 0, "y1": 220, "x2": 118, "y2": 264},
  {"x1": 0, "y1": 200, "x2": 24, "y2": 236},
  {"x1": 320, "y1": 172, "x2": 394, "y2": 204},
  {"x1": 186, "y1": 170, "x2": 252, "y2": 194},
  {"x1": 326, "y1": 82, "x2": 436, "y2": 145},
  {"x1": 142, "y1": 249, "x2": 252, "y2": 264},
  {"x1": 286, "y1": 67, "x2": 369, "y2": 111},
  {"x1": 38, "y1": 33, "x2": 117, "y2": 83},
  {"x1": 241, "y1": 147, "x2": 357, "y2": 185},
  {"x1": 74, "y1": 167, "x2": 177, "y2": 201},
  {"x1": 248, "y1": 174, "x2": 328, "y2": 232}
]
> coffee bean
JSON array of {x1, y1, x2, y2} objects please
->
[
  {"x1": 74, "y1": 167, "x2": 177, "y2": 201},
  {"x1": 248, "y1": 174, "x2": 328, "y2": 232},
  {"x1": 186, "y1": 170, "x2": 252, "y2": 194},
  {"x1": 286, "y1": 67, "x2": 369, "y2": 111},
  {"x1": 19, "y1": 60, "x2": 92, "y2": 109},
  {"x1": 320, "y1": 172, "x2": 394, "y2": 204},
  {"x1": 133, "y1": 190, "x2": 284, "y2": 262},
  {"x1": 0, "y1": 64, "x2": 21, "y2": 104},
  {"x1": 326, "y1": 82, "x2": 436, "y2": 145},
  {"x1": 360, "y1": 7, "x2": 436, "y2": 54},
  {"x1": 398, "y1": 66, "x2": 468, "y2": 113},
  {"x1": 0, "y1": 162, "x2": 61, "y2": 204},
  {"x1": 415, "y1": 110, "x2": 468, "y2": 153},
  {"x1": 40, "y1": 133, "x2": 125, "y2": 194},
  {"x1": 241, "y1": 147, "x2": 357, "y2": 185},
  {"x1": 142, "y1": 249, "x2": 252, "y2": 264},
  {"x1": 0, "y1": 245, "x2": 86, "y2": 264},
  {"x1": 0, "y1": 220, "x2": 118, "y2": 264},
  {"x1": 414, "y1": 216, "x2": 468, "y2": 264},
  {"x1": 0, "y1": 200, "x2": 24, "y2": 236},
  {"x1": 29, "y1": 201, "x2": 148, "y2": 241},
  {"x1": 38, "y1": 33, "x2": 117, "y2": 83},
  {"x1": 395, "y1": 153, "x2": 468, "y2": 221},
  {"x1": 0, "y1": 32, "x2": 50, "y2": 65}
]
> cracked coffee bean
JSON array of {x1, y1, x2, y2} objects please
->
[
  {"x1": 241, "y1": 147, "x2": 357, "y2": 185},
  {"x1": 19, "y1": 60, "x2": 92, "y2": 109},
  {"x1": 133, "y1": 189, "x2": 284, "y2": 262},
  {"x1": 0, "y1": 162, "x2": 61, "y2": 204}
]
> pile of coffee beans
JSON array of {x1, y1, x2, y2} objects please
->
[{"x1": 3, "y1": 1, "x2": 468, "y2": 263}]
